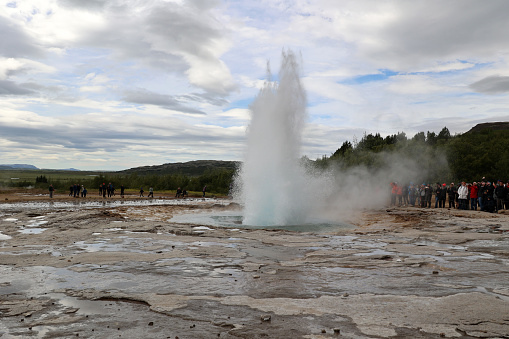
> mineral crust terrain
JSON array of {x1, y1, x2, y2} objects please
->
[{"x1": 0, "y1": 191, "x2": 508, "y2": 338}]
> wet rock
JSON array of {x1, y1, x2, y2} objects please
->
[{"x1": 260, "y1": 314, "x2": 271, "y2": 322}]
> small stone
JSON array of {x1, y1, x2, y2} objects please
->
[
  {"x1": 321, "y1": 329, "x2": 326, "y2": 333},
  {"x1": 342, "y1": 293, "x2": 349, "y2": 297},
  {"x1": 148, "y1": 322, "x2": 154, "y2": 326},
  {"x1": 432, "y1": 271, "x2": 439, "y2": 275},
  {"x1": 253, "y1": 275, "x2": 260, "y2": 279},
  {"x1": 261, "y1": 315, "x2": 271, "y2": 322},
  {"x1": 333, "y1": 328, "x2": 340, "y2": 334}
]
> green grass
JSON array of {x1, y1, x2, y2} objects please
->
[{"x1": 0, "y1": 169, "x2": 113, "y2": 185}]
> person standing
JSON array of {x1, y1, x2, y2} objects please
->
[
  {"x1": 425, "y1": 184, "x2": 432, "y2": 208},
  {"x1": 148, "y1": 187, "x2": 154, "y2": 198},
  {"x1": 402, "y1": 183, "x2": 409, "y2": 206},
  {"x1": 483, "y1": 182, "x2": 495, "y2": 212},
  {"x1": 120, "y1": 185, "x2": 125, "y2": 198},
  {"x1": 396, "y1": 183, "x2": 403, "y2": 206},
  {"x1": 408, "y1": 183, "x2": 416, "y2": 207},
  {"x1": 439, "y1": 183, "x2": 447, "y2": 208},
  {"x1": 504, "y1": 181, "x2": 509, "y2": 210},
  {"x1": 419, "y1": 184, "x2": 426, "y2": 208},
  {"x1": 202, "y1": 185, "x2": 207, "y2": 198},
  {"x1": 447, "y1": 183, "x2": 456, "y2": 208},
  {"x1": 470, "y1": 182, "x2": 479, "y2": 210},
  {"x1": 494, "y1": 180, "x2": 505, "y2": 212},
  {"x1": 390, "y1": 182, "x2": 397, "y2": 206},
  {"x1": 140, "y1": 187, "x2": 144, "y2": 197},
  {"x1": 457, "y1": 182, "x2": 469, "y2": 210},
  {"x1": 478, "y1": 182, "x2": 486, "y2": 211},
  {"x1": 49, "y1": 184, "x2": 54, "y2": 198},
  {"x1": 434, "y1": 183, "x2": 441, "y2": 208}
]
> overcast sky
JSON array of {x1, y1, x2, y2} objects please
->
[{"x1": 1, "y1": 0, "x2": 509, "y2": 170}]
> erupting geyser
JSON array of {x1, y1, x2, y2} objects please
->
[{"x1": 236, "y1": 50, "x2": 313, "y2": 226}]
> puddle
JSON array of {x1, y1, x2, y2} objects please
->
[
  {"x1": 0, "y1": 232, "x2": 12, "y2": 240},
  {"x1": 170, "y1": 210, "x2": 354, "y2": 232},
  {"x1": 46, "y1": 292, "x2": 113, "y2": 315},
  {"x1": 72, "y1": 238, "x2": 156, "y2": 254},
  {"x1": 19, "y1": 228, "x2": 47, "y2": 234},
  {"x1": 193, "y1": 226, "x2": 214, "y2": 231},
  {"x1": 413, "y1": 240, "x2": 467, "y2": 251},
  {"x1": 17, "y1": 217, "x2": 49, "y2": 234},
  {"x1": 27, "y1": 220, "x2": 48, "y2": 227},
  {"x1": 0, "y1": 198, "x2": 229, "y2": 212},
  {"x1": 354, "y1": 249, "x2": 396, "y2": 257},
  {"x1": 189, "y1": 240, "x2": 238, "y2": 248}
]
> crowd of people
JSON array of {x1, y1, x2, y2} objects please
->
[
  {"x1": 68, "y1": 184, "x2": 88, "y2": 198},
  {"x1": 390, "y1": 179, "x2": 509, "y2": 213},
  {"x1": 49, "y1": 182, "x2": 206, "y2": 199}
]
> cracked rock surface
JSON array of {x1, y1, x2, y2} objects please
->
[{"x1": 0, "y1": 198, "x2": 508, "y2": 338}]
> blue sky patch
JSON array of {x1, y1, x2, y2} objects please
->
[{"x1": 340, "y1": 69, "x2": 398, "y2": 85}]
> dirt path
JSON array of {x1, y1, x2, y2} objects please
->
[{"x1": 0, "y1": 196, "x2": 508, "y2": 338}]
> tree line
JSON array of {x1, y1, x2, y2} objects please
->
[{"x1": 315, "y1": 126, "x2": 509, "y2": 184}]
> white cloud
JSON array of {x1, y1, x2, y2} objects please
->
[
  {"x1": 386, "y1": 75, "x2": 449, "y2": 95},
  {"x1": 1, "y1": 0, "x2": 509, "y2": 170}
]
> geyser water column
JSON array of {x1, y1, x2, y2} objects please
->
[{"x1": 237, "y1": 50, "x2": 309, "y2": 226}]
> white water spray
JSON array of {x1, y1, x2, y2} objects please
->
[{"x1": 236, "y1": 50, "x2": 314, "y2": 226}]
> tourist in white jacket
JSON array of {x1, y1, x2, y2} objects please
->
[{"x1": 457, "y1": 182, "x2": 469, "y2": 210}]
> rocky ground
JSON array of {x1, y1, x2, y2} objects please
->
[{"x1": 0, "y1": 193, "x2": 508, "y2": 338}]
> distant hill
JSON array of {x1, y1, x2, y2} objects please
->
[
  {"x1": 467, "y1": 122, "x2": 509, "y2": 133},
  {"x1": 0, "y1": 164, "x2": 39, "y2": 170},
  {"x1": 118, "y1": 160, "x2": 240, "y2": 176}
]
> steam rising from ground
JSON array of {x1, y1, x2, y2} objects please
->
[{"x1": 234, "y1": 50, "x2": 444, "y2": 226}]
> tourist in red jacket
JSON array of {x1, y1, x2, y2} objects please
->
[{"x1": 470, "y1": 182, "x2": 479, "y2": 210}]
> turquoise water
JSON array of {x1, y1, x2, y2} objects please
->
[{"x1": 171, "y1": 211, "x2": 353, "y2": 232}]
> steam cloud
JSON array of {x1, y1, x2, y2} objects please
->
[{"x1": 234, "y1": 50, "x2": 447, "y2": 226}]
